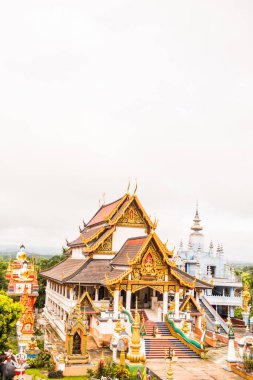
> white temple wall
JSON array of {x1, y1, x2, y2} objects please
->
[
  {"x1": 71, "y1": 247, "x2": 84, "y2": 259},
  {"x1": 112, "y1": 226, "x2": 146, "y2": 252}
]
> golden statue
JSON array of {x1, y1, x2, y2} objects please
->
[
  {"x1": 242, "y1": 283, "x2": 251, "y2": 313},
  {"x1": 27, "y1": 336, "x2": 38, "y2": 350}
]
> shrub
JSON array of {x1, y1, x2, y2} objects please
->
[
  {"x1": 36, "y1": 339, "x2": 44, "y2": 350},
  {"x1": 48, "y1": 370, "x2": 63, "y2": 378},
  {"x1": 27, "y1": 350, "x2": 51, "y2": 368},
  {"x1": 234, "y1": 307, "x2": 242, "y2": 319}
]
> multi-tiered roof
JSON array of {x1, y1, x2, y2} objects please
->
[{"x1": 41, "y1": 193, "x2": 211, "y2": 290}]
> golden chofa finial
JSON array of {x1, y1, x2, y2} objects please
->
[
  {"x1": 153, "y1": 215, "x2": 158, "y2": 229},
  {"x1": 133, "y1": 178, "x2": 138, "y2": 195},
  {"x1": 126, "y1": 178, "x2": 131, "y2": 195}
]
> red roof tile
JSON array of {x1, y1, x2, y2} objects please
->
[{"x1": 87, "y1": 197, "x2": 125, "y2": 227}]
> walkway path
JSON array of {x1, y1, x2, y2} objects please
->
[
  {"x1": 147, "y1": 358, "x2": 241, "y2": 380},
  {"x1": 148, "y1": 344, "x2": 242, "y2": 380}
]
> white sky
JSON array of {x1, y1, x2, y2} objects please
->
[{"x1": 0, "y1": 1, "x2": 253, "y2": 260}]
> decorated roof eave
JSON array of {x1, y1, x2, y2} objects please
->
[
  {"x1": 83, "y1": 226, "x2": 116, "y2": 253},
  {"x1": 179, "y1": 294, "x2": 202, "y2": 313},
  {"x1": 69, "y1": 225, "x2": 106, "y2": 248},
  {"x1": 170, "y1": 268, "x2": 196, "y2": 289},
  {"x1": 104, "y1": 268, "x2": 132, "y2": 287},
  {"x1": 172, "y1": 267, "x2": 213, "y2": 289},
  {"x1": 108, "y1": 194, "x2": 155, "y2": 229}
]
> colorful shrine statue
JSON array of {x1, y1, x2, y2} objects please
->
[
  {"x1": 5, "y1": 245, "x2": 38, "y2": 349},
  {"x1": 6, "y1": 245, "x2": 38, "y2": 297},
  {"x1": 242, "y1": 283, "x2": 251, "y2": 313},
  {"x1": 27, "y1": 337, "x2": 38, "y2": 351}
]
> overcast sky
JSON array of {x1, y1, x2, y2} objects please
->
[{"x1": 0, "y1": 1, "x2": 252, "y2": 260}]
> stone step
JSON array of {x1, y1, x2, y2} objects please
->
[{"x1": 145, "y1": 338, "x2": 199, "y2": 359}]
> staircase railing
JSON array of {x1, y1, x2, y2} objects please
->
[
  {"x1": 165, "y1": 315, "x2": 205, "y2": 358},
  {"x1": 201, "y1": 296, "x2": 228, "y2": 334},
  {"x1": 122, "y1": 309, "x2": 133, "y2": 324}
]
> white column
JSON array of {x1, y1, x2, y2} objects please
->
[
  {"x1": 163, "y1": 291, "x2": 168, "y2": 320},
  {"x1": 157, "y1": 304, "x2": 162, "y2": 322},
  {"x1": 126, "y1": 290, "x2": 131, "y2": 312},
  {"x1": 95, "y1": 287, "x2": 99, "y2": 302},
  {"x1": 174, "y1": 290, "x2": 180, "y2": 319},
  {"x1": 114, "y1": 290, "x2": 120, "y2": 319}
]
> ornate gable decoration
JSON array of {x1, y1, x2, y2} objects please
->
[
  {"x1": 117, "y1": 201, "x2": 147, "y2": 228},
  {"x1": 78, "y1": 291, "x2": 99, "y2": 313},
  {"x1": 92, "y1": 234, "x2": 113, "y2": 254},
  {"x1": 132, "y1": 241, "x2": 166, "y2": 282},
  {"x1": 179, "y1": 294, "x2": 202, "y2": 314}
]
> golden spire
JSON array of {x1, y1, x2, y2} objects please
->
[{"x1": 127, "y1": 297, "x2": 145, "y2": 363}]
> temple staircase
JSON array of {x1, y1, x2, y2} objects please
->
[
  {"x1": 131, "y1": 309, "x2": 148, "y2": 322},
  {"x1": 130, "y1": 310, "x2": 200, "y2": 359},
  {"x1": 199, "y1": 296, "x2": 228, "y2": 334},
  {"x1": 144, "y1": 321, "x2": 199, "y2": 359}
]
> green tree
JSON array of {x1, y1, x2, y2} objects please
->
[
  {"x1": 35, "y1": 254, "x2": 65, "y2": 309},
  {"x1": 0, "y1": 292, "x2": 22, "y2": 353},
  {"x1": 0, "y1": 258, "x2": 8, "y2": 291}
]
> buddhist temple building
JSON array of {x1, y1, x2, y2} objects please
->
[{"x1": 41, "y1": 192, "x2": 211, "y2": 355}]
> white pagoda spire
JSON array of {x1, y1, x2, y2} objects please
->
[
  {"x1": 191, "y1": 203, "x2": 203, "y2": 233},
  {"x1": 189, "y1": 203, "x2": 204, "y2": 251}
]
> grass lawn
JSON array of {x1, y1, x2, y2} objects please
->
[{"x1": 25, "y1": 368, "x2": 88, "y2": 380}]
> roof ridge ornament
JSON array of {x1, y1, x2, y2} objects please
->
[
  {"x1": 126, "y1": 178, "x2": 131, "y2": 195},
  {"x1": 133, "y1": 178, "x2": 138, "y2": 195}
]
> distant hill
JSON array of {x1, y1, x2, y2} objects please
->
[
  {"x1": 228, "y1": 260, "x2": 253, "y2": 268},
  {"x1": 0, "y1": 251, "x2": 57, "y2": 260},
  {"x1": 0, "y1": 244, "x2": 63, "y2": 260}
]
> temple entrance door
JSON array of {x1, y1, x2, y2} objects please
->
[
  {"x1": 73, "y1": 332, "x2": 81, "y2": 354},
  {"x1": 131, "y1": 288, "x2": 153, "y2": 309}
]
